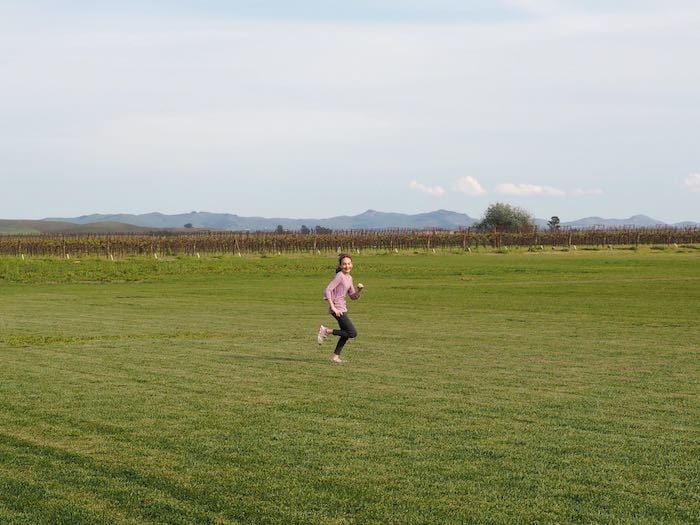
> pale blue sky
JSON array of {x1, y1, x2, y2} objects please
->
[{"x1": 2, "y1": 1, "x2": 699, "y2": 222}]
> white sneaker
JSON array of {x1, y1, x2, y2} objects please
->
[
  {"x1": 330, "y1": 354, "x2": 344, "y2": 363},
  {"x1": 317, "y1": 325, "x2": 328, "y2": 345}
]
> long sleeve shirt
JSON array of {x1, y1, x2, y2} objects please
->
[{"x1": 324, "y1": 272, "x2": 360, "y2": 314}]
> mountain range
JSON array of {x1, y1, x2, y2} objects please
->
[
  {"x1": 28, "y1": 210, "x2": 697, "y2": 232},
  {"x1": 42, "y1": 209, "x2": 474, "y2": 231}
]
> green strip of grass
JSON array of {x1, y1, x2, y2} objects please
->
[{"x1": 1, "y1": 252, "x2": 698, "y2": 523}]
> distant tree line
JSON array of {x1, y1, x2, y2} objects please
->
[{"x1": 276, "y1": 224, "x2": 331, "y2": 235}]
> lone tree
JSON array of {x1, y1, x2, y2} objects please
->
[
  {"x1": 547, "y1": 216, "x2": 561, "y2": 230},
  {"x1": 477, "y1": 202, "x2": 535, "y2": 232}
]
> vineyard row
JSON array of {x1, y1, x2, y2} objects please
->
[{"x1": 1, "y1": 228, "x2": 698, "y2": 257}]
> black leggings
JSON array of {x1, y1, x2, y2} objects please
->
[{"x1": 331, "y1": 312, "x2": 357, "y2": 355}]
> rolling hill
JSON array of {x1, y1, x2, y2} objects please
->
[
  {"x1": 42, "y1": 209, "x2": 479, "y2": 231},
  {"x1": 1, "y1": 210, "x2": 697, "y2": 234},
  {"x1": 0, "y1": 220, "x2": 183, "y2": 235}
]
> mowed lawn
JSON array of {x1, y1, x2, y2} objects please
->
[{"x1": 0, "y1": 250, "x2": 698, "y2": 524}]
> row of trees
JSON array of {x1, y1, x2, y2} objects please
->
[{"x1": 275, "y1": 225, "x2": 331, "y2": 234}]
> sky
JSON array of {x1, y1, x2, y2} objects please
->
[{"x1": 1, "y1": 1, "x2": 699, "y2": 223}]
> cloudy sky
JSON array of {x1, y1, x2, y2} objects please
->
[{"x1": 2, "y1": 1, "x2": 698, "y2": 222}]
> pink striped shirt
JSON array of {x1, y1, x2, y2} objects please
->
[{"x1": 324, "y1": 272, "x2": 360, "y2": 314}]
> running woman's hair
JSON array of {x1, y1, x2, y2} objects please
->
[{"x1": 335, "y1": 253, "x2": 352, "y2": 274}]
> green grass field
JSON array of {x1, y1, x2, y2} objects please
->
[{"x1": 1, "y1": 250, "x2": 698, "y2": 524}]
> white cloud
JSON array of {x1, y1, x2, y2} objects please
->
[
  {"x1": 495, "y1": 183, "x2": 565, "y2": 196},
  {"x1": 455, "y1": 176, "x2": 486, "y2": 196},
  {"x1": 409, "y1": 181, "x2": 446, "y2": 196},
  {"x1": 683, "y1": 173, "x2": 700, "y2": 192}
]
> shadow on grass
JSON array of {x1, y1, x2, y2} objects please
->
[
  {"x1": 224, "y1": 352, "x2": 331, "y2": 364},
  {"x1": 0, "y1": 432, "x2": 238, "y2": 522}
]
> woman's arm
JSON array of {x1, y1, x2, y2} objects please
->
[{"x1": 348, "y1": 281, "x2": 364, "y2": 300}]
